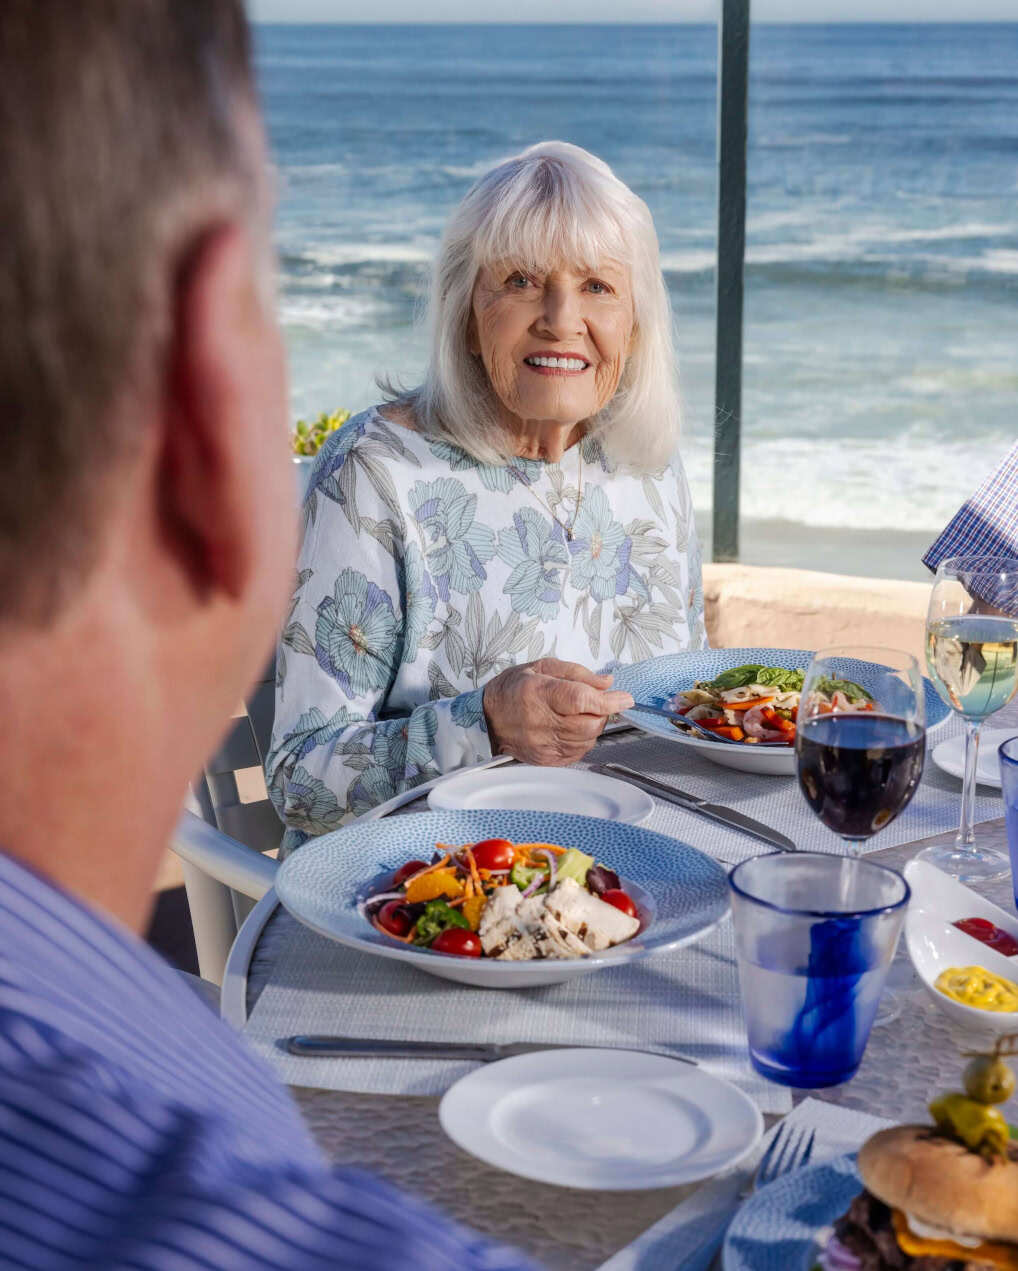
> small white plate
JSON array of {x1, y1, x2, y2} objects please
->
[
  {"x1": 438, "y1": 1048, "x2": 763, "y2": 1190},
  {"x1": 427, "y1": 764, "x2": 654, "y2": 824},
  {"x1": 904, "y1": 858, "x2": 1018, "y2": 1035},
  {"x1": 931, "y1": 727, "x2": 1018, "y2": 790}
]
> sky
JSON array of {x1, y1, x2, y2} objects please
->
[{"x1": 249, "y1": 0, "x2": 1018, "y2": 21}]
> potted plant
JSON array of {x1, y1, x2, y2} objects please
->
[{"x1": 291, "y1": 408, "x2": 351, "y2": 500}]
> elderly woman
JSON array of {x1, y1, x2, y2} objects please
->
[{"x1": 267, "y1": 141, "x2": 706, "y2": 851}]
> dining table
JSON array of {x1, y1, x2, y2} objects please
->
[{"x1": 221, "y1": 720, "x2": 1018, "y2": 1271}]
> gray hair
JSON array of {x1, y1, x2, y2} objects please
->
[{"x1": 387, "y1": 141, "x2": 681, "y2": 472}]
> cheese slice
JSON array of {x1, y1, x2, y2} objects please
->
[{"x1": 892, "y1": 1210, "x2": 1018, "y2": 1270}]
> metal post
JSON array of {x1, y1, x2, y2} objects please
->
[{"x1": 713, "y1": 0, "x2": 750, "y2": 563}]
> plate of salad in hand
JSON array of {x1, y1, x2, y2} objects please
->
[
  {"x1": 275, "y1": 809, "x2": 729, "y2": 988},
  {"x1": 614, "y1": 649, "x2": 950, "y2": 776}
]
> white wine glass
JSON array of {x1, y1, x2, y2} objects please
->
[{"x1": 919, "y1": 554, "x2": 1018, "y2": 882}]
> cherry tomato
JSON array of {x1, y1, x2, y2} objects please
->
[
  {"x1": 430, "y1": 928, "x2": 482, "y2": 957},
  {"x1": 376, "y1": 901, "x2": 412, "y2": 937},
  {"x1": 469, "y1": 838, "x2": 515, "y2": 872},
  {"x1": 601, "y1": 889, "x2": 638, "y2": 919},
  {"x1": 392, "y1": 859, "x2": 429, "y2": 888}
]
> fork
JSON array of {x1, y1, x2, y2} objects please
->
[
  {"x1": 750, "y1": 1122, "x2": 816, "y2": 1192},
  {"x1": 629, "y1": 701, "x2": 791, "y2": 747},
  {"x1": 673, "y1": 1123, "x2": 816, "y2": 1271}
]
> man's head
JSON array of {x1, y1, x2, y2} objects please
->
[{"x1": 0, "y1": 2, "x2": 295, "y2": 920}]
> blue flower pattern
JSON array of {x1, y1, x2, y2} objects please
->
[
  {"x1": 409, "y1": 477, "x2": 496, "y2": 602},
  {"x1": 268, "y1": 407, "x2": 705, "y2": 847},
  {"x1": 568, "y1": 485, "x2": 633, "y2": 602},
  {"x1": 315, "y1": 567, "x2": 398, "y2": 698},
  {"x1": 498, "y1": 508, "x2": 570, "y2": 621}
]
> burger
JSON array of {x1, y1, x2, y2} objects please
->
[
  {"x1": 817, "y1": 1037, "x2": 1018, "y2": 1271},
  {"x1": 818, "y1": 1125, "x2": 1018, "y2": 1271}
]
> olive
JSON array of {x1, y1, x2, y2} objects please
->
[{"x1": 963, "y1": 1054, "x2": 1016, "y2": 1104}]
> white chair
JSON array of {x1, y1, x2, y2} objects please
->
[
  {"x1": 175, "y1": 656, "x2": 283, "y2": 985},
  {"x1": 172, "y1": 811, "x2": 280, "y2": 985}
]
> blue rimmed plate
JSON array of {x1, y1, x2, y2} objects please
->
[
  {"x1": 723, "y1": 1153, "x2": 861, "y2": 1271},
  {"x1": 613, "y1": 648, "x2": 951, "y2": 777},
  {"x1": 275, "y1": 809, "x2": 729, "y2": 988}
]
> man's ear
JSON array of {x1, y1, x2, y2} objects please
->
[{"x1": 161, "y1": 223, "x2": 261, "y2": 603}]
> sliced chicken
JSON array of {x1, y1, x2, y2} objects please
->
[
  {"x1": 478, "y1": 884, "x2": 524, "y2": 957},
  {"x1": 544, "y1": 877, "x2": 640, "y2": 951},
  {"x1": 516, "y1": 894, "x2": 563, "y2": 960}
]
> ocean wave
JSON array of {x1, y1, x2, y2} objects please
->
[
  {"x1": 681, "y1": 432, "x2": 1016, "y2": 532},
  {"x1": 279, "y1": 294, "x2": 385, "y2": 331},
  {"x1": 287, "y1": 242, "x2": 435, "y2": 268},
  {"x1": 660, "y1": 242, "x2": 1018, "y2": 285}
]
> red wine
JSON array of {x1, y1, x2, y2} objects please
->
[{"x1": 797, "y1": 713, "x2": 925, "y2": 841}]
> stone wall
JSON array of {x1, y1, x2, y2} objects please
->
[{"x1": 702, "y1": 564, "x2": 930, "y2": 664}]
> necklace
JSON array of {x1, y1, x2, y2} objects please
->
[{"x1": 509, "y1": 443, "x2": 584, "y2": 541}]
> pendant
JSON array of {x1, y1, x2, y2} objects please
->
[{"x1": 566, "y1": 528, "x2": 573, "y2": 541}]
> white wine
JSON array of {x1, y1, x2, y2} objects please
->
[{"x1": 926, "y1": 616, "x2": 1018, "y2": 720}]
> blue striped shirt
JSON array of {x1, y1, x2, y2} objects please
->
[
  {"x1": 924, "y1": 440, "x2": 1018, "y2": 572},
  {"x1": 0, "y1": 851, "x2": 536, "y2": 1270}
]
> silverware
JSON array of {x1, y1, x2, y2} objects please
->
[
  {"x1": 597, "y1": 763, "x2": 798, "y2": 853},
  {"x1": 752, "y1": 1122, "x2": 816, "y2": 1189},
  {"x1": 630, "y1": 701, "x2": 789, "y2": 747},
  {"x1": 674, "y1": 1122, "x2": 815, "y2": 1271},
  {"x1": 284, "y1": 1036, "x2": 697, "y2": 1065}
]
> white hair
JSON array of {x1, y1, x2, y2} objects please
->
[{"x1": 385, "y1": 141, "x2": 681, "y2": 473}]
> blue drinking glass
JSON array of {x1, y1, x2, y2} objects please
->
[
  {"x1": 997, "y1": 736, "x2": 1018, "y2": 911},
  {"x1": 729, "y1": 853, "x2": 910, "y2": 1088}
]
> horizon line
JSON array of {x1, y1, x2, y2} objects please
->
[{"x1": 252, "y1": 17, "x2": 1018, "y2": 23}]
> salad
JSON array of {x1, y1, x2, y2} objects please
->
[
  {"x1": 670, "y1": 664, "x2": 875, "y2": 745},
  {"x1": 362, "y1": 839, "x2": 642, "y2": 960}
]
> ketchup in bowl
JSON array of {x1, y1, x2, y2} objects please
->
[{"x1": 954, "y1": 916, "x2": 1018, "y2": 958}]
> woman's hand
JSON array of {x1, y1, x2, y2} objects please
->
[{"x1": 482, "y1": 657, "x2": 634, "y2": 766}]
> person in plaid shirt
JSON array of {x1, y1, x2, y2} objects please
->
[{"x1": 924, "y1": 441, "x2": 1018, "y2": 572}]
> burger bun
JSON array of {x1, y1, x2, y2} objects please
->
[{"x1": 858, "y1": 1125, "x2": 1018, "y2": 1244}]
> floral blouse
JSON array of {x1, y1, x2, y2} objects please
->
[{"x1": 266, "y1": 406, "x2": 706, "y2": 853}]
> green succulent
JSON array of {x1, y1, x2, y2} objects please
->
[{"x1": 291, "y1": 408, "x2": 351, "y2": 457}]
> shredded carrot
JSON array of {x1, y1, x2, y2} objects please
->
[
  {"x1": 462, "y1": 876, "x2": 475, "y2": 900},
  {"x1": 464, "y1": 846, "x2": 483, "y2": 894},
  {"x1": 403, "y1": 852, "x2": 451, "y2": 884},
  {"x1": 724, "y1": 696, "x2": 774, "y2": 712},
  {"x1": 516, "y1": 841, "x2": 567, "y2": 855},
  {"x1": 446, "y1": 896, "x2": 466, "y2": 908}
]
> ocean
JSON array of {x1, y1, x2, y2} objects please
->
[{"x1": 254, "y1": 23, "x2": 1018, "y2": 580}]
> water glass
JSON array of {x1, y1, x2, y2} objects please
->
[
  {"x1": 729, "y1": 853, "x2": 909, "y2": 1088},
  {"x1": 997, "y1": 736, "x2": 1018, "y2": 911}
]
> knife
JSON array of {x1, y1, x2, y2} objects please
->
[
  {"x1": 596, "y1": 762, "x2": 797, "y2": 853},
  {"x1": 284, "y1": 1036, "x2": 697, "y2": 1064}
]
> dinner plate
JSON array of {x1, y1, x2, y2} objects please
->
[
  {"x1": 427, "y1": 764, "x2": 654, "y2": 824},
  {"x1": 439, "y1": 1048, "x2": 763, "y2": 1190},
  {"x1": 931, "y1": 726, "x2": 1018, "y2": 789},
  {"x1": 613, "y1": 649, "x2": 952, "y2": 777},
  {"x1": 723, "y1": 1154, "x2": 860, "y2": 1271},
  {"x1": 275, "y1": 809, "x2": 729, "y2": 989}
]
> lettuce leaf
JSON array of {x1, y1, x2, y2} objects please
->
[
  {"x1": 754, "y1": 667, "x2": 805, "y2": 692},
  {"x1": 412, "y1": 899, "x2": 470, "y2": 946},
  {"x1": 708, "y1": 664, "x2": 764, "y2": 691}
]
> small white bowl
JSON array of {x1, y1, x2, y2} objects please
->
[{"x1": 904, "y1": 859, "x2": 1018, "y2": 1035}]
